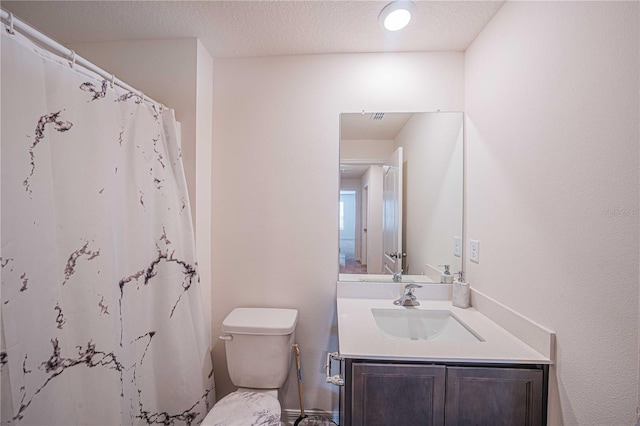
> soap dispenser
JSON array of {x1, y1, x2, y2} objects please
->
[
  {"x1": 452, "y1": 271, "x2": 470, "y2": 309},
  {"x1": 439, "y1": 264, "x2": 454, "y2": 284}
]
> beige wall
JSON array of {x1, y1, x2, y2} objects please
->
[
  {"x1": 212, "y1": 52, "x2": 464, "y2": 413},
  {"x1": 465, "y1": 2, "x2": 639, "y2": 424}
]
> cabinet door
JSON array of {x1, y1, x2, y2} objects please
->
[
  {"x1": 351, "y1": 363, "x2": 446, "y2": 426},
  {"x1": 445, "y1": 367, "x2": 544, "y2": 426}
]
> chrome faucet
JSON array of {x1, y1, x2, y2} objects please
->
[
  {"x1": 393, "y1": 283, "x2": 423, "y2": 306},
  {"x1": 392, "y1": 269, "x2": 403, "y2": 283}
]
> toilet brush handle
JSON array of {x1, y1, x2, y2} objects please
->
[{"x1": 293, "y1": 344, "x2": 305, "y2": 418}]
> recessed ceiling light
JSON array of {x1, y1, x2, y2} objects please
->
[{"x1": 379, "y1": 1, "x2": 415, "y2": 32}]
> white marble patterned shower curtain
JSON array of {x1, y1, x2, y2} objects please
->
[{"x1": 0, "y1": 23, "x2": 213, "y2": 425}]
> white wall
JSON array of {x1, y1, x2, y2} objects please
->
[
  {"x1": 340, "y1": 138, "x2": 394, "y2": 161},
  {"x1": 211, "y1": 52, "x2": 464, "y2": 413},
  {"x1": 362, "y1": 165, "x2": 384, "y2": 273},
  {"x1": 394, "y1": 113, "x2": 463, "y2": 277},
  {"x1": 196, "y1": 40, "x2": 214, "y2": 330},
  {"x1": 465, "y1": 2, "x2": 639, "y2": 424},
  {"x1": 70, "y1": 38, "x2": 215, "y2": 354}
]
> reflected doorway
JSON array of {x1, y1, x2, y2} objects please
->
[{"x1": 339, "y1": 190, "x2": 366, "y2": 274}]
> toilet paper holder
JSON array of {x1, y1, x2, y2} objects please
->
[{"x1": 325, "y1": 352, "x2": 344, "y2": 386}]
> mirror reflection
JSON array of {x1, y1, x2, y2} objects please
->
[{"x1": 339, "y1": 112, "x2": 463, "y2": 282}]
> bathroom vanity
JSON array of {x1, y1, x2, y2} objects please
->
[
  {"x1": 335, "y1": 281, "x2": 554, "y2": 426},
  {"x1": 343, "y1": 359, "x2": 546, "y2": 425}
]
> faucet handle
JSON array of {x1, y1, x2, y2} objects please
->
[{"x1": 404, "y1": 283, "x2": 422, "y2": 294}]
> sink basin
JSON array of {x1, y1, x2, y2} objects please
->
[{"x1": 371, "y1": 308, "x2": 483, "y2": 342}]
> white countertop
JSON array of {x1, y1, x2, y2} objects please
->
[{"x1": 337, "y1": 285, "x2": 553, "y2": 364}]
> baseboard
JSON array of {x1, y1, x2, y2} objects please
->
[{"x1": 281, "y1": 408, "x2": 339, "y2": 425}]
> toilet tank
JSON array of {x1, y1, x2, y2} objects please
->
[{"x1": 222, "y1": 308, "x2": 298, "y2": 389}]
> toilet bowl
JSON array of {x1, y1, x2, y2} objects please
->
[
  {"x1": 201, "y1": 307, "x2": 298, "y2": 425},
  {"x1": 201, "y1": 390, "x2": 280, "y2": 426}
]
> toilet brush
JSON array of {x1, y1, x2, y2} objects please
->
[
  {"x1": 293, "y1": 344, "x2": 307, "y2": 425},
  {"x1": 292, "y1": 344, "x2": 338, "y2": 426}
]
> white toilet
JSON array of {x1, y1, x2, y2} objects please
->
[{"x1": 202, "y1": 307, "x2": 298, "y2": 426}]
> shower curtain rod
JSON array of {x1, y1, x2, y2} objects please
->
[{"x1": 1, "y1": 9, "x2": 164, "y2": 108}]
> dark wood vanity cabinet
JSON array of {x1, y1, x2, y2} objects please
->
[{"x1": 342, "y1": 359, "x2": 548, "y2": 426}]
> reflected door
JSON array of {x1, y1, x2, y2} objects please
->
[
  {"x1": 382, "y1": 148, "x2": 403, "y2": 274},
  {"x1": 340, "y1": 190, "x2": 357, "y2": 268},
  {"x1": 362, "y1": 185, "x2": 368, "y2": 267}
]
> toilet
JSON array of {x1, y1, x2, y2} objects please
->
[{"x1": 202, "y1": 307, "x2": 298, "y2": 425}]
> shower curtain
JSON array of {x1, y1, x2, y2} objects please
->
[{"x1": 0, "y1": 23, "x2": 213, "y2": 425}]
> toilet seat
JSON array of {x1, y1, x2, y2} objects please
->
[{"x1": 201, "y1": 390, "x2": 280, "y2": 426}]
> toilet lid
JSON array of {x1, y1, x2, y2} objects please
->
[{"x1": 201, "y1": 390, "x2": 280, "y2": 426}]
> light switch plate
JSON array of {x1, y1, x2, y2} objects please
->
[
  {"x1": 453, "y1": 236, "x2": 461, "y2": 257},
  {"x1": 470, "y1": 239, "x2": 480, "y2": 263}
]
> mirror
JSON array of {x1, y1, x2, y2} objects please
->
[{"x1": 339, "y1": 112, "x2": 463, "y2": 283}]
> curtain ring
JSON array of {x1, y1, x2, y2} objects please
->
[
  {"x1": 110, "y1": 74, "x2": 116, "y2": 88},
  {"x1": 69, "y1": 50, "x2": 76, "y2": 68},
  {"x1": 6, "y1": 12, "x2": 15, "y2": 35}
]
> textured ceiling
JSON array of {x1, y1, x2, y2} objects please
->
[{"x1": 2, "y1": 1, "x2": 504, "y2": 58}]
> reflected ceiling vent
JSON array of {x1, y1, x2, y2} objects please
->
[{"x1": 371, "y1": 112, "x2": 385, "y2": 121}]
